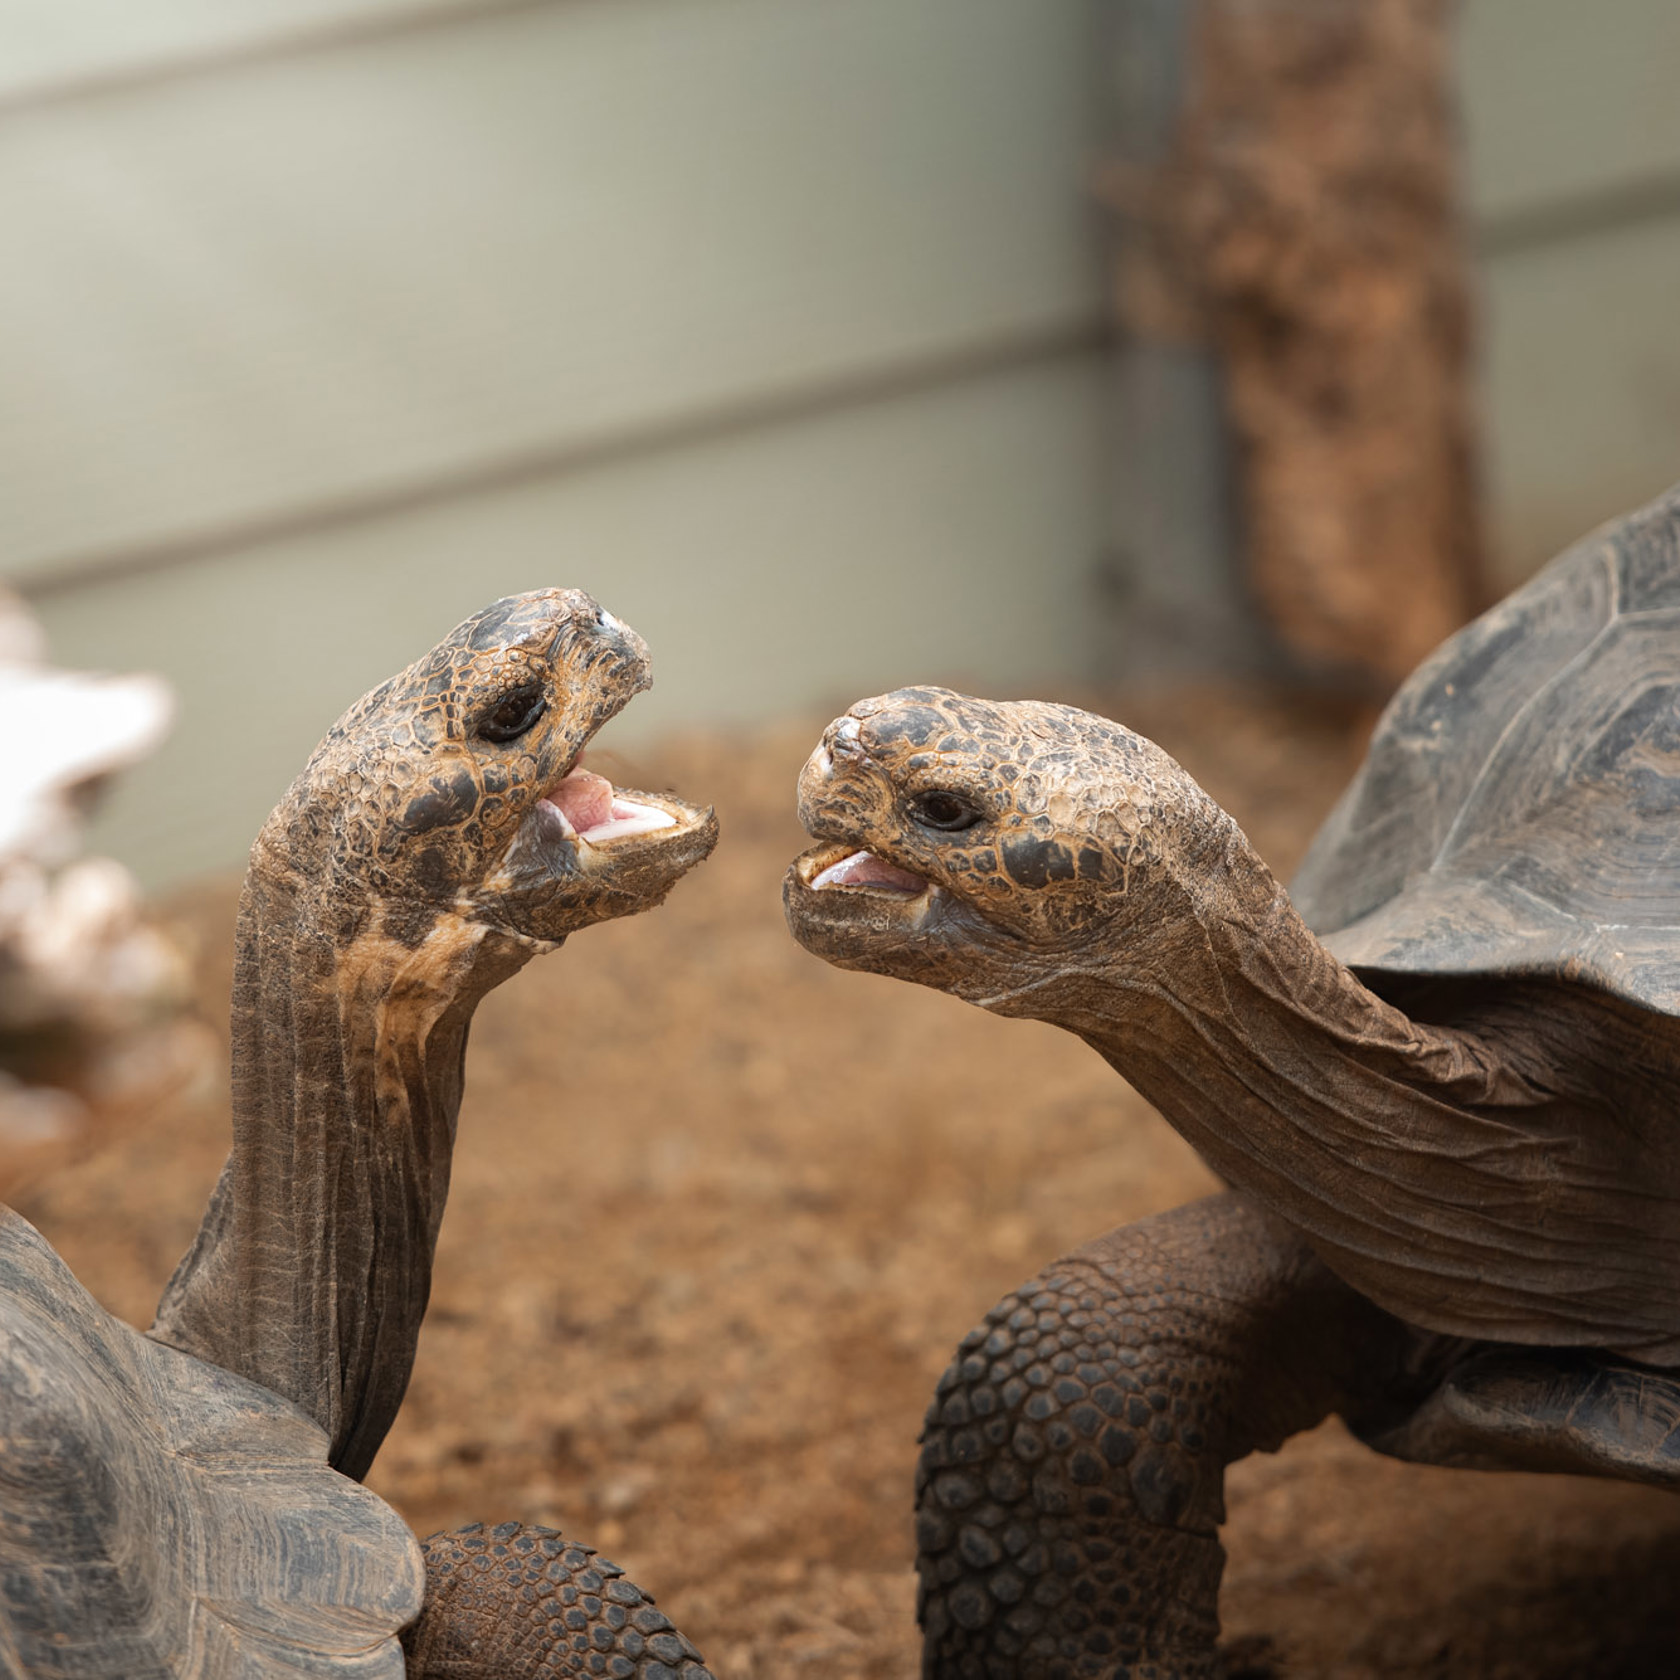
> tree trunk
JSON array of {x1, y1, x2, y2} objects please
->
[{"x1": 1116, "y1": 0, "x2": 1485, "y2": 687}]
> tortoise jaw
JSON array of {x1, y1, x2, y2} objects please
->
[
  {"x1": 539, "y1": 765, "x2": 680, "y2": 847},
  {"x1": 783, "y1": 841, "x2": 942, "y2": 966},
  {"x1": 477, "y1": 699, "x2": 717, "y2": 941},
  {"x1": 799, "y1": 840, "x2": 931, "y2": 898},
  {"x1": 786, "y1": 827, "x2": 1040, "y2": 994},
  {"x1": 553, "y1": 784, "x2": 716, "y2": 871},
  {"x1": 486, "y1": 785, "x2": 716, "y2": 939}
]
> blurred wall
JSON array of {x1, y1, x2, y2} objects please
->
[
  {"x1": 5, "y1": 0, "x2": 1680, "y2": 887},
  {"x1": 3, "y1": 0, "x2": 1110, "y2": 886},
  {"x1": 1460, "y1": 0, "x2": 1680, "y2": 588}
]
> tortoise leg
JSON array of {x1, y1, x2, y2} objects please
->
[
  {"x1": 916, "y1": 1192, "x2": 1441, "y2": 1680},
  {"x1": 402, "y1": 1522, "x2": 714, "y2": 1680}
]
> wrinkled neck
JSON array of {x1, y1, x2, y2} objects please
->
[
  {"x1": 1004, "y1": 824, "x2": 1551, "y2": 1287},
  {"x1": 151, "y1": 863, "x2": 536, "y2": 1479}
]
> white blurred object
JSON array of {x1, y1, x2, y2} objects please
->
[
  {"x1": 0, "y1": 1074, "x2": 81, "y2": 1147},
  {"x1": 0, "y1": 588, "x2": 204, "y2": 1196},
  {"x1": 0, "y1": 857, "x2": 188, "y2": 1033},
  {"x1": 0, "y1": 586, "x2": 171, "y2": 863},
  {"x1": 0, "y1": 595, "x2": 46, "y2": 666}
]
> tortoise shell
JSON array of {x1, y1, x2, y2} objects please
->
[
  {"x1": 1290, "y1": 483, "x2": 1680, "y2": 1015},
  {"x1": 0, "y1": 1208, "x2": 421, "y2": 1678}
]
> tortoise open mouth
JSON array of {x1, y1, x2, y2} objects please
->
[
  {"x1": 464, "y1": 604, "x2": 718, "y2": 942},
  {"x1": 792, "y1": 841, "x2": 933, "y2": 901},
  {"x1": 784, "y1": 840, "x2": 942, "y2": 964},
  {"x1": 805, "y1": 844, "x2": 927, "y2": 895},
  {"x1": 541, "y1": 765, "x2": 678, "y2": 847},
  {"x1": 489, "y1": 750, "x2": 715, "y2": 942}
]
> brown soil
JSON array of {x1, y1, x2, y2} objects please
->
[{"x1": 17, "y1": 691, "x2": 1680, "y2": 1678}]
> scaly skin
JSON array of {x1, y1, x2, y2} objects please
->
[
  {"x1": 0, "y1": 592, "x2": 718, "y2": 1678},
  {"x1": 782, "y1": 685, "x2": 1680, "y2": 1675},
  {"x1": 147, "y1": 591, "x2": 720, "y2": 1676},
  {"x1": 155, "y1": 590, "x2": 720, "y2": 1475},
  {"x1": 404, "y1": 1525, "x2": 713, "y2": 1680},
  {"x1": 781, "y1": 689, "x2": 1680, "y2": 1359},
  {"x1": 916, "y1": 1196, "x2": 1435, "y2": 1680}
]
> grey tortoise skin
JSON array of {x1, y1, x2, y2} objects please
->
[
  {"x1": 0, "y1": 590, "x2": 718, "y2": 1679},
  {"x1": 912, "y1": 1198, "x2": 1446, "y2": 1680},
  {"x1": 784, "y1": 488, "x2": 1680, "y2": 1679}
]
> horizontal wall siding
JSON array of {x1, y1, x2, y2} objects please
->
[
  {"x1": 1458, "y1": 0, "x2": 1680, "y2": 587},
  {"x1": 36, "y1": 354, "x2": 1110, "y2": 887},
  {"x1": 1458, "y1": 0, "x2": 1680, "y2": 225},
  {"x1": 0, "y1": 0, "x2": 480, "y2": 103},
  {"x1": 0, "y1": 0, "x2": 1103, "y2": 586},
  {"x1": 37, "y1": 0, "x2": 1677, "y2": 881},
  {"x1": 1477, "y1": 215, "x2": 1680, "y2": 586}
]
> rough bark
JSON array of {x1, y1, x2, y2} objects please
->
[{"x1": 1116, "y1": 0, "x2": 1485, "y2": 685}]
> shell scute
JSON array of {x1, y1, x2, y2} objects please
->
[
  {"x1": 0, "y1": 1210, "x2": 421, "y2": 1678},
  {"x1": 1616, "y1": 500, "x2": 1680, "y2": 612},
  {"x1": 1292, "y1": 485, "x2": 1680, "y2": 1014}
]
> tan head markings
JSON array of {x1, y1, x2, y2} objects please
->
[
  {"x1": 257, "y1": 590, "x2": 715, "y2": 948},
  {"x1": 786, "y1": 687, "x2": 1234, "y2": 1001}
]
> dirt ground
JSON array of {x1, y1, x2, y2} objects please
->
[{"x1": 17, "y1": 688, "x2": 1680, "y2": 1679}]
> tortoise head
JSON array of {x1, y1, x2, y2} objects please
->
[
  {"x1": 784, "y1": 688, "x2": 1234, "y2": 1007},
  {"x1": 258, "y1": 590, "x2": 716, "y2": 944}
]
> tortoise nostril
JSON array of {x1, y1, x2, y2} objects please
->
[{"x1": 829, "y1": 717, "x2": 863, "y2": 758}]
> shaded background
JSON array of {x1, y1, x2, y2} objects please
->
[
  {"x1": 6, "y1": 4, "x2": 1680, "y2": 1677},
  {"x1": 4, "y1": 0, "x2": 1679, "y2": 885}
]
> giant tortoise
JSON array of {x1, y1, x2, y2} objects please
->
[
  {"x1": 784, "y1": 487, "x2": 1680, "y2": 1676},
  {"x1": 0, "y1": 591, "x2": 717, "y2": 1678}
]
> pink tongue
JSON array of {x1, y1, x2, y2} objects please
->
[
  {"x1": 548, "y1": 768, "x2": 615, "y2": 833},
  {"x1": 813, "y1": 849, "x2": 926, "y2": 893}
]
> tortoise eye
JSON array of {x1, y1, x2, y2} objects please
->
[
  {"x1": 477, "y1": 683, "x2": 547, "y2": 743},
  {"x1": 909, "y1": 790, "x2": 984, "y2": 833}
]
